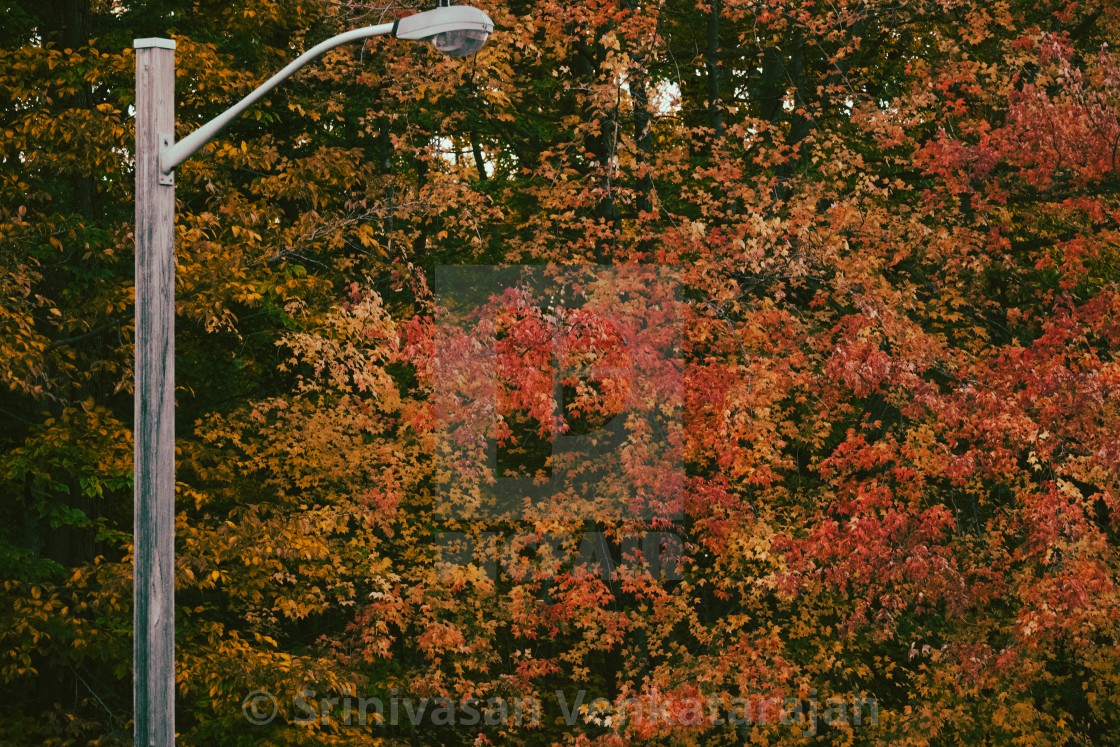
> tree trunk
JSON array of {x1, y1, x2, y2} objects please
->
[{"x1": 706, "y1": 0, "x2": 723, "y2": 142}]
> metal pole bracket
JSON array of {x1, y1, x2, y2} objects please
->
[{"x1": 158, "y1": 133, "x2": 175, "y2": 186}]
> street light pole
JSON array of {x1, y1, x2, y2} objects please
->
[
  {"x1": 133, "y1": 37, "x2": 176, "y2": 747},
  {"x1": 132, "y1": 7, "x2": 492, "y2": 746}
]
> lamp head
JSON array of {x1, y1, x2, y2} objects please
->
[
  {"x1": 431, "y1": 27, "x2": 490, "y2": 57},
  {"x1": 394, "y1": 5, "x2": 494, "y2": 58}
]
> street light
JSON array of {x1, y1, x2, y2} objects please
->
[{"x1": 132, "y1": 6, "x2": 493, "y2": 745}]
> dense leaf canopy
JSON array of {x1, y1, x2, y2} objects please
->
[{"x1": 1, "y1": 0, "x2": 1119, "y2": 744}]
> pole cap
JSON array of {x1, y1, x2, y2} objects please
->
[{"x1": 134, "y1": 38, "x2": 176, "y2": 50}]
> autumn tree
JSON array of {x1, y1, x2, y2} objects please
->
[{"x1": 2, "y1": 0, "x2": 1119, "y2": 745}]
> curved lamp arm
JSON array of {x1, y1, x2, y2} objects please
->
[
  {"x1": 160, "y1": 4, "x2": 493, "y2": 175},
  {"x1": 162, "y1": 23, "x2": 393, "y2": 173}
]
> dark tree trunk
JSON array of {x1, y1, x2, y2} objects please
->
[
  {"x1": 623, "y1": 0, "x2": 654, "y2": 251},
  {"x1": 471, "y1": 134, "x2": 489, "y2": 181},
  {"x1": 47, "y1": 0, "x2": 89, "y2": 49},
  {"x1": 706, "y1": 0, "x2": 723, "y2": 142},
  {"x1": 573, "y1": 34, "x2": 620, "y2": 261}
]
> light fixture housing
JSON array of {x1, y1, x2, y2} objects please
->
[{"x1": 394, "y1": 5, "x2": 494, "y2": 58}]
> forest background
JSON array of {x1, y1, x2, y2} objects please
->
[{"x1": 2, "y1": 0, "x2": 1120, "y2": 744}]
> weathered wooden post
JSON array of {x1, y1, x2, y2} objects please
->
[{"x1": 133, "y1": 37, "x2": 176, "y2": 747}]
